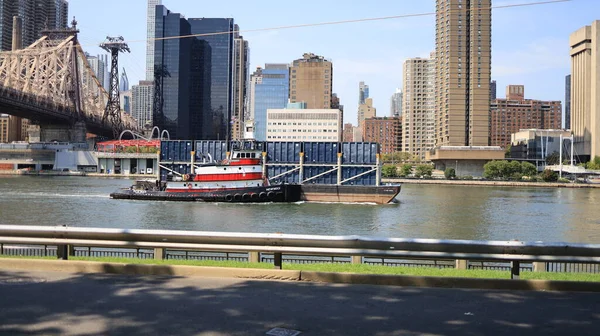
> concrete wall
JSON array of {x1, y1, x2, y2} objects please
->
[{"x1": 433, "y1": 159, "x2": 490, "y2": 177}]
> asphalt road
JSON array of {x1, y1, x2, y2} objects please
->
[{"x1": 0, "y1": 269, "x2": 599, "y2": 336}]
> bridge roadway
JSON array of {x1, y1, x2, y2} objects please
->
[{"x1": 0, "y1": 269, "x2": 598, "y2": 335}]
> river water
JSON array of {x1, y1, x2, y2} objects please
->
[{"x1": 0, "y1": 176, "x2": 599, "y2": 243}]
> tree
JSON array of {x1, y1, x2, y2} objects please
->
[
  {"x1": 505, "y1": 145, "x2": 512, "y2": 158},
  {"x1": 541, "y1": 169, "x2": 558, "y2": 182},
  {"x1": 399, "y1": 164, "x2": 413, "y2": 177},
  {"x1": 483, "y1": 160, "x2": 501, "y2": 179},
  {"x1": 381, "y1": 152, "x2": 414, "y2": 164},
  {"x1": 415, "y1": 164, "x2": 433, "y2": 178},
  {"x1": 521, "y1": 161, "x2": 537, "y2": 177},
  {"x1": 381, "y1": 164, "x2": 398, "y2": 178},
  {"x1": 444, "y1": 167, "x2": 456, "y2": 179}
]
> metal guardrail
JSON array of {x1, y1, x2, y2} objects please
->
[{"x1": 1, "y1": 225, "x2": 599, "y2": 279}]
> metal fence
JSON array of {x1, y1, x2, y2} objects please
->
[{"x1": 2, "y1": 225, "x2": 600, "y2": 279}]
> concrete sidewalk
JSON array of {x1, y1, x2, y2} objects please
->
[{"x1": 1, "y1": 269, "x2": 599, "y2": 336}]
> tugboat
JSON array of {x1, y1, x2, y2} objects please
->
[{"x1": 110, "y1": 141, "x2": 302, "y2": 203}]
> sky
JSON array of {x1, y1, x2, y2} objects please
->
[{"x1": 70, "y1": 0, "x2": 598, "y2": 127}]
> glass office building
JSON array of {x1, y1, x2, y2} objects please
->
[
  {"x1": 188, "y1": 18, "x2": 235, "y2": 140},
  {"x1": 249, "y1": 64, "x2": 289, "y2": 141},
  {"x1": 153, "y1": 5, "x2": 191, "y2": 139}
]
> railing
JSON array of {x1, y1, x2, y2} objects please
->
[{"x1": 1, "y1": 225, "x2": 599, "y2": 279}]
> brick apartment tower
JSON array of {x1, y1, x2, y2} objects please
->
[
  {"x1": 490, "y1": 85, "x2": 562, "y2": 148},
  {"x1": 362, "y1": 117, "x2": 402, "y2": 154},
  {"x1": 435, "y1": 0, "x2": 491, "y2": 147},
  {"x1": 289, "y1": 53, "x2": 333, "y2": 109}
]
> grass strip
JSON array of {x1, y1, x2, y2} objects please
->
[{"x1": 2, "y1": 254, "x2": 599, "y2": 282}]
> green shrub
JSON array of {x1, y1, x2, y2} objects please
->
[
  {"x1": 415, "y1": 164, "x2": 433, "y2": 178},
  {"x1": 382, "y1": 164, "x2": 398, "y2": 178},
  {"x1": 541, "y1": 169, "x2": 558, "y2": 182},
  {"x1": 444, "y1": 167, "x2": 456, "y2": 179},
  {"x1": 460, "y1": 175, "x2": 473, "y2": 180},
  {"x1": 399, "y1": 164, "x2": 413, "y2": 177}
]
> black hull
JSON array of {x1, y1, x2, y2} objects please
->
[
  {"x1": 110, "y1": 184, "x2": 302, "y2": 203},
  {"x1": 300, "y1": 184, "x2": 401, "y2": 204}
]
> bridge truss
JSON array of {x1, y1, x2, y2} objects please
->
[{"x1": 0, "y1": 27, "x2": 138, "y2": 138}]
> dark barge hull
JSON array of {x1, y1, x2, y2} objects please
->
[
  {"x1": 110, "y1": 184, "x2": 302, "y2": 203},
  {"x1": 300, "y1": 184, "x2": 401, "y2": 204}
]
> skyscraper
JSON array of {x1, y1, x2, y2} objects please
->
[
  {"x1": 86, "y1": 53, "x2": 107, "y2": 92},
  {"x1": 132, "y1": 81, "x2": 154, "y2": 129},
  {"x1": 390, "y1": 88, "x2": 402, "y2": 118},
  {"x1": 434, "y1": 0, "x2": 491, "y2": 147},
  {"x1": 403, "y1": 57, "x2": 435, "y2": 161},
  {"x1": 565, "y1": 74, "x2": 571, "y2": 130},
  {"x1": 289, "y1": 53, "x2": 333, "y2": 109},
  {"x1": 248, "y1": 64, "x2": 289, "y2": 141},
  {"x1": 232, "y1": 25, "x2": 249, "y2": 140},
  {"x1": 146, "y1": 0, "x2": 161, "y2": 81},
  {"x1": 120, "y1": 68, "x2": 130, "y2": 92},
  {"x1": 357, "y1": 98, "x2": 376, "y2": 127},
  {"x1": 570, "y1": 20, "x2": 600, "y2": 161},
  {"x1": 490, "y1": 80, "x2": 497, "y2": 100},
  {"x1": 0, "y1": 0, "x2": 68, "y2": 51},
  {"x1": 358, "y1": 81, "x2": 369, "y2": 105},
  {"x1": 153, "y1": 5, "x2": 192, "y2": 139},
  {"x1": 188, "y1": 17, "x2": 235, "y2": 140}
]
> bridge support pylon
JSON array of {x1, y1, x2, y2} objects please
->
[{"x1": 36, "y1": 122, "x2": 87, "y2": 143}]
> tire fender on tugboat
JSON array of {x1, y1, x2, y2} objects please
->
[
  {"x1": 267, "y1": 191, "x2": 275, "y2": 199},
  {"x1": 225, "y1": 194, "x2": 233, "y2": 202}
]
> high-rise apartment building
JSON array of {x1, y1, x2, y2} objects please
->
[
  {"x1": 248, "y1": 64, "x2": 289, "y2": 141},
  {"x1": 490, "y1": 85, "x2": 562, "y2": 148},
  {"x1": 403, "y1": 57, "x2": 435, "y2": 161},
  {"x1": 434, "y1": 0, "x2": 491, "y2": 147},
  {"x1": 85, "y1": 53, "x2": 109, "y2": 92},
  {"x1": 0, "y1": 114, "x2": 9, "y2": 143},
  {"x1": 358, "y1": 98, "x2": 376, "y2": 126},
  {"x1": 146, "y1": 0, "x2": 161, "y2": 81},
  {"x1": 565, "y1": 74, "x2": 571, "y2": 130},
  {"x1": 490, "y1": 80, "x2": 497, "y2": 100},
  {"x1": 132, "y1": 81, "x2": 154, "y2": 129},
  {"x1": 390, "y1": 88, "x2": 402, "y2": 118},
  {"x1": 342, "y1": 123, "x2": 354, "y2": 142},
  {"x1": 289, "y1": 53, "x2": 333, "y2": 109},
  {"x1": 570, "y1": 20, "x2": 600, "y2": 161},
  {"x1": 266, "y1": 109, "x2": 342, "y2": 142},
  {"x1": 362, "y1": 117, "x2": 402, "y2": 155},
  {"x1": 358, "y1": 81, "x2": 369, "y2": 105},
  {"x1": 232, "y1": 25, "x2": 249, "y2": 140},
  {"x1": 0, "y1": 0, "x2": 68, "y2": 51}
]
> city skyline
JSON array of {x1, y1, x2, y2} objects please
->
[{"x1": 69, "y1": 0, "x2": 594, "y2": 127}]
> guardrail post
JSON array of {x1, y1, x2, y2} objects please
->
[
  {"x1": 249, "y1": 251, "x2": 260, "y2": 263},
  {"x1": 68, "y1": 245, "x2": 75, "y2": 257},
  {"x1": 533, "y1": 262, "x2": 546, "y2": 272},
  {"x1": 511, "y1": 261, "x2": 520, "y2": 279},
  {"x1": 57, "y1": 245, "x2": 68, "y2": 260},
  {"x1": 154, "y1": 248, "x2": 166, "y2": 260},
  {"x1": 455, "y1": 259, "x2": 468, "y2": 270},
  {"x1": 351, "y1": 256, "x2": 362, "y2": 264},
  {"x1": 274, "y1": 252, "x2": 282, "y2": 270}
]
